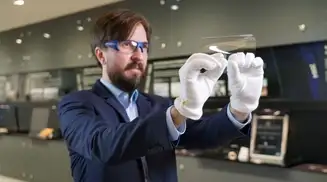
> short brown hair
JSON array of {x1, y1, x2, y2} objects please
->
[{"x1": 90, "y1": 9, "x2": 152, "y2": 65}]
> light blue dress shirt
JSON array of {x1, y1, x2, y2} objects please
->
[{"x1": 100, "y1": 79, "x2": 251, "y2": 142}]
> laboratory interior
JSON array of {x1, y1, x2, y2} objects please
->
[{"x1": 0, "y1": 0, "x2": 327, "y2": 182}]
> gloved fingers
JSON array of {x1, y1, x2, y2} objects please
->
[
  {"x1": 246, "y1": 52, "x2": 264, "y2": 71},
  {"x1": 211, "y1": 52, "x2": 226, "y2": 60},
  {"x1": 180, "y1": 53, "x2": 218, "y2": 80},
  {"x1": 252, "y1": 56, "x2": 264, "y2": 68},
  {"x1": 227, "y1": 55, "x2": 242, "y2": 83},
  {"x1": 203, "y1": 53, "x2": 228, "y2": 81},
  {"x1": 187, "y1": 53, "x2": 218, "y2": 70},
  {"x1": 245, "y1": 52, "x2": 255, "y2": 68},
  {"x1": 228, "y1": 52, "x2": 245, "y2": 68},
  {"x1": 228, "y1": 52, "x2": 264, "y2": 73},
  {"x1": 211, "y1": 53, "x2": 228, "y2": 68},
  {"x1": 250, "y1": 57, "x2": 264, "y2": 75}
]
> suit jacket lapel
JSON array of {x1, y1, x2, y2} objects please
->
[
  {"x1": 105, "y1": 96, "x2": 130, "y2": 122},
  {"x1": 136, "y1": 93, "x2": 152, "y2": 118},
  {"x1": 92, "y1": 80, "x2": 130, "y2": 122}
]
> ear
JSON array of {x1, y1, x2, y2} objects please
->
[{"x1": 95, "y1": 47, "x2": 106, "y2": 66}]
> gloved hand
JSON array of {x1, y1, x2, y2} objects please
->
[
  {"x1": 227, "y1": 52, "x2": 264, "y2": 113},
  {"x1": 174, "y1": 53, "x2": 228, "y2": 120}
]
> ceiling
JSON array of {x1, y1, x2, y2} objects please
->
[{"x1": 0, "y1": 0, "x2": 123, "y2": 32}]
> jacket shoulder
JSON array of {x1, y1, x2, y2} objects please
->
[{"x1": 59, "y1": 90, "x2": 95, "y2": 105}]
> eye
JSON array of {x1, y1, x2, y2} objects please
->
[
  {"x1": 142, "y1": 43, "x2": 149, "y2": 49},
  {"x1": 120, "y1": 41, "x2": 131, "y2": 47}
]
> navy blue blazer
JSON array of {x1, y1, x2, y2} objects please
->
[{"x1": 58, "y1": 80, "x2": 250, "y2": 182}]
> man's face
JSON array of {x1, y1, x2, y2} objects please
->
[{"x1": 96, "y1": 23, "x2": 148, "y2": 92}]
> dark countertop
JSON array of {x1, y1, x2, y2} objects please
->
[
  {"x1": 176, "y1": 156, "x2": 327, "y2": 182},
  {"x1": 1, "y1": 135, "x2": 327, "y2": 182}
]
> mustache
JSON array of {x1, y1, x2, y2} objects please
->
[{"x1": 125, "y1": 63, "x2": 144, "y2": 71}]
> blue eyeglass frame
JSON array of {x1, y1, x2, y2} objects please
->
[{"x1": 104, "y1": 40, "x2": 149, "y2": 53}]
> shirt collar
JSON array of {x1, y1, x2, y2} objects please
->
[{"x1": 100, "y1": 78, "x2": 139, "y2": 107}]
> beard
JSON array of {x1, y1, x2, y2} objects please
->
[{"x1": 108, "y1": 63, "x2": 144, "y2": 93}]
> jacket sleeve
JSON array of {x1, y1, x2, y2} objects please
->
[
  {"x1": 58, "y1": 94, "x2": 173, "y2": 164},
  {"x1": 178, "y1": 105, "x2": 251, "y2": 149}
]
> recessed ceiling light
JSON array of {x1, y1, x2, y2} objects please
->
[
  {"x1": 43, "y1": 33, "x2": 51, "y2": 39},
  {"x1": 171, "y1": 5, "x2": 179, "y2": 10},
  {"x1": 16, "y1": 39, "x2": 22, "y2": 44},
  {"x1": 13, "y1": 0, "x2": 24, "y2": 6},
  {"x1": 177, "y1": 41, "x2": 182, "y2": 47},
  {"x1": 161, "y1": 43, "x2": 166, "y2": 49},
  {"x1": 160, "y1": 0, "x2": 165, "y2": 5},
  {"x1": 77, "y1": 26, "x2": 84, "y2": 31}
]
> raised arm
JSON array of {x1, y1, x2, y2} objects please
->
[{"x1": 58, "y1": 95, "x2": 173, "y2": 165}]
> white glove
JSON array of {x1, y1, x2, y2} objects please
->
[
  {"x1": 174, "y1": 53, "x2": 228, "y2": 120},
  {"x1": 227, "y1": 52, "x2": 264, "y2": 113}
]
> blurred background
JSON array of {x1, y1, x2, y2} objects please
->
[{"x1": 0, "y1": 0, "x2": 327, "y2": 181}]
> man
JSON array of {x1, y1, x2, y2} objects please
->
[{"x1": 58, "y1": 9, "x2": 264, "y2": 182}]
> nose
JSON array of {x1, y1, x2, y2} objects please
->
[{"x1": 131, "y1": 48, "x2": 144, "y2": 62}]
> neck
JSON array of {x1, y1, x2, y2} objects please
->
[
  {"x1": 100, "y1": 76, "x2": 136, "y2": 96},
  {"x1": 101, "y1": 72, "x2": 111, "y2": 84}
]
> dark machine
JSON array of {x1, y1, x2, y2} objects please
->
[
  {"x1": 0, "y1": 101, "x2": 61, "y2": 140},
  {"x1": 0, "y1": 104, "x2": 18, "y2": 134},
  {"x1": 250, "y1": 101, "x2": 327, "y2": 167},
  {"x1": 187, "y1": 99, "x2": 327, "y2": 171}
]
